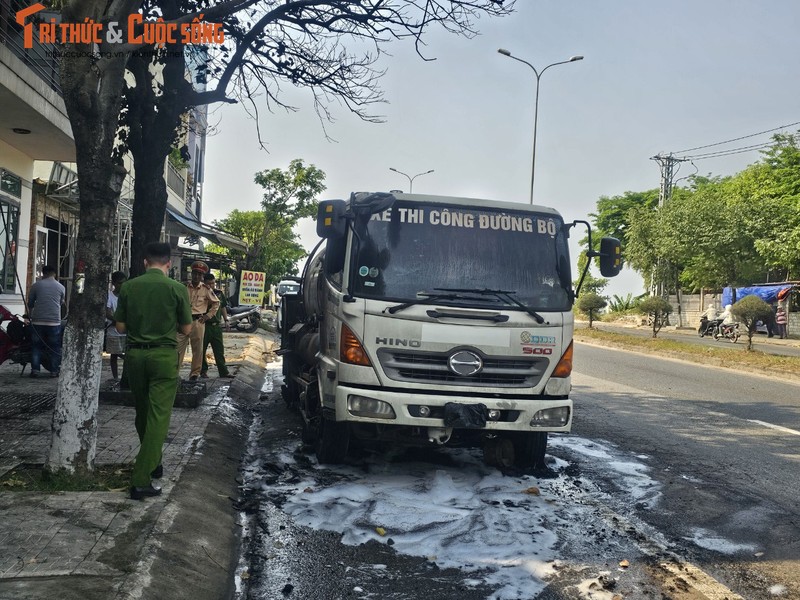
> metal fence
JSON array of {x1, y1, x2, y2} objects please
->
[{"x1": 0, "y1": 0, "x2": 61, "y2": 94}]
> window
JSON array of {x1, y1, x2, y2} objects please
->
[
  {"x1": 1, "y1": 171, "x2": 22, "y2": 198},
  {"x1": 0, "y1": 197, "x2": 21, "y2": 294}
]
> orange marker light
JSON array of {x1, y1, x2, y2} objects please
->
[
  {"x1": 552, "y1": 341, "x2": 573, "y2": 378},
  {"x1": 341, "y1": 324, "x2": 371, "y2": 366}
]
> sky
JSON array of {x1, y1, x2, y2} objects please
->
[{"x1": 203, "y1": 1, "x2": 800, "y2": 298}]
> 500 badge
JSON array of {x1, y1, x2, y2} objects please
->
[{"x1": 522, "y1": 346, "x2": 553, "y2": 355}]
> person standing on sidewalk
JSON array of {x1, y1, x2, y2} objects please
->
[
  {"x1": 27, "y1": 264, "x2": 65, "y2": 378},
  {"x1": 177, "y1": 261, "x2": 219, "y2": 381},
  {"x1": 114, "y1": 242, "x2": 192, "y2": 500},
  {"x1": 105, "y1": 271, "x2": 127, "y2": 381},
  {"x1": 200, "y1": 272, "x2": 232, "y2": 379},
  {"x1": 776, "y1": 305, "x2": 788, "y2": 339}
]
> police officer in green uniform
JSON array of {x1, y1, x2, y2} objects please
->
[
  {"x1": 200, "y1": 272, "x2": 232, "y2": 378},
  {"x1": 114, "y1": 242, "x2": 192, "y2": 500}
]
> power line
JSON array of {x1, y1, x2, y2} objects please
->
[
  {"x1": 671, "y1": 120, "x2": 800, "y2": 154},
  {"x1": 684, "y1": 141, "x2": 776, "y2": 160}
]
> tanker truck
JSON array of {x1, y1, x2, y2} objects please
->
[{"x1": 278, "y1": 192, "x2": 621, "y2": 468}]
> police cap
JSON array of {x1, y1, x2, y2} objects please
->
[{"x1": 191, "y1": 261, "x2": 209, "y2": 274}]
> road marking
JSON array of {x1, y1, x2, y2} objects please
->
[{"x1": 747, "y1": 419, "x2": 800, "y2": 436}]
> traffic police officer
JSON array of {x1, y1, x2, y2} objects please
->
[
  {"x1": 177, "y1": 261, "x2": 220, "y2": 380},
  {"x1": 114, "y1": 242, "x2": 192, "y2": 500},
  {"x1": 200, "y1": 272, "x2": 232, "y2": 378}
]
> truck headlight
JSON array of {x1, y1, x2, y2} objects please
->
[
  {"x1": 347, "y1": 395, "x2": 396, "y2": 419},
  {"x1": 530, "y1": 406, "x2": 570, "y2": 427}
]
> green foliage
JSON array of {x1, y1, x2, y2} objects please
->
[
  {"x1": 209, "y1": 159, "x2": 326, "y2": 285},
  {"x1": 589, "y1": 189, "x2": 659, "y2": 250},
  {"x1": 731, "y1": 295, "x2": 774, "y2": 351},
  {"x1": 207, "y1": 210, "x2": 307, "y2": 283},
  {"x1": 168, "y1": 147, "x2": 189, "y2": 170},
  {"x1": 607, "y1": 293, "x2": 641, "y2": 312},
  {"x1": 1, "y1": 463, "x2": 131, "y2": 492},
  {"x1": 577, "y1": 292, "x2": 607, "y2": 328},
  {"x1": 597, "y1": 133, "x2": 800, "y2": 290},
  {"x1": 637, "y1": 296, "x2": 673, "y2": 338}
]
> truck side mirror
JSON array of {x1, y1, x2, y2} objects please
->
[
  {"x1": 598, "y1": 237, "x2": 623, "y2": 277},
  {"x1": 317, "y1": 200, "x2": 347, "y2": 239}
]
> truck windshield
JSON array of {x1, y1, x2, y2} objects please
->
[{"x1": 351, "y1": 201, "x2": 572, "y2": 310}]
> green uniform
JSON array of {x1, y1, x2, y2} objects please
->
[
  {"x1": 115, "y1": 268, "x2": 192, "y2": 487},
  {"x1": 201, "y1": 289, "x2": 230, "y2": 376}
]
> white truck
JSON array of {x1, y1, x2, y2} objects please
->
[{"x1": 279, "y1": 192, "x2": 621, "y2": 468}]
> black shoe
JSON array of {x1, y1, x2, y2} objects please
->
[
  {"x1": 219, "y1": 372, "x2": 233, "y2": 378},
  {"x1": 130, "y1": 483, "x2": 162, "y2": 500},
  {"x1": 29, "y1": 371, "x2": 40, "y2": 378},
  {"x1": 189, "y1": 375, "x2": 198, "y2": 381},
  {"x1": 200, "y1": 372, "x2": 209, "y2": 379},
  {"x1": 151, "y1": 464, "x2": 163, "y2": 479}
]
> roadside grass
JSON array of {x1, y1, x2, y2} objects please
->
[
  {"x1": 574, "y1": 326, "x2": 800, "y2": 379},
  {"x1": 0, "y1": 463, "x2": 131, "y2": 492}
]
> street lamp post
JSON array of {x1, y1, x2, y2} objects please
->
[
  {"x1": 497, "y1": 49, "x2": 583, "y2": 204},
  {"x1": 388, "y1": 167, "x2": 434, "y2": 193}
]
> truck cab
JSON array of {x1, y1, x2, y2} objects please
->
[{"x1": 280, "y1": 192, "x2": 621, "y2": 468}]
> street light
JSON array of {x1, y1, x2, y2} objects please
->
[
  {"x1": 388, "y1": 167, "x2": 434, "y2": 193},
  {"x1": 497, "y1": 48, "x2": 583, "y2": 203}
]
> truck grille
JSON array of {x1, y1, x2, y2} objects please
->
[{"x1": 377, "y1": 349, "x2": 548, "y2": 388}]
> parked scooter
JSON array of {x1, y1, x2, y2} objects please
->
[
  {"x1": 0, "y1": 305, "x2": 54, "y2": 374},
  {"x1": 226, "y1": 305, "x2": 261, "y2": 333}
]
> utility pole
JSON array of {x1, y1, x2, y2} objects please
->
[{"x1": 651, "y1": 153, "x2": 689, "y2": 327}]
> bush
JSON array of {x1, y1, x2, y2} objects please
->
[
  {"x1": 732, "y1": 295, "x2": 773, "y2": 351},
  {"x1": 637, "y1": 296, "x2": 673, "y2": 338},
  {"x1": 577, "y1": 292, "x2": 607, "y2": 328}
]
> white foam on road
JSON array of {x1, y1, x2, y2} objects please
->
[{"x1": 282, "y1": 449, "x2": 562, "y2": 599}]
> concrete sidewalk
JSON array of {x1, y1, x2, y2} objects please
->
[{"x1": 0, "y1": 330, "x2": 276, "y2": 600}]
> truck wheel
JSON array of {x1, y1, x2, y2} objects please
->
[
  {"x1": 300, "y1": 414, "x2": 317, "y2": 445},
  {"x1": 483, "y1": 438, "x2": 515, "y2": 468},
  {"x1": 315, "y1": 415, "x2": 350, "y2": 464},
  {"x1": 511, "y1": 432, "x2": 548, "y2": 469}
]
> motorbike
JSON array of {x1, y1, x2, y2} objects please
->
[
  {"x1": 0, "y1": 305, "x2": 53, "y2": 374},
  {"x1": 225, "y1": 305, "x2": 261, "y2": 333},
  {"x1": 697, "y1": 316, "x2": 720, "y2": 338},
  {"x1": 714, "y1": 321, "x2": 740, "y2": 343}
]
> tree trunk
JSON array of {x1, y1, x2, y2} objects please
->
[
  {"x1": 130, "y1": 153, "x2": 170, "y2": 277},
  {"x1": 47, "y1": 20, "x2": 129, "y2": 473},
  {"x1": 126, "y1": 46, "x2": 191, "y2": 277}
]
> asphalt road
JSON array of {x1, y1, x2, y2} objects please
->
[
  {"x1": 571, "y1": 341, "x2": 800, "y2": 599},
  {"x1": 235, "y1": 347, "x2": 800, "y2": 599}
]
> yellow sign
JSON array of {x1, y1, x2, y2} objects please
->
[{"x1": 238, "y1": 270, "x2": 266, "y2": 306}]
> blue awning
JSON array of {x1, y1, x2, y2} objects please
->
[
  {"x1": 166, "y1": 208, "x2": 247, "y2": 253},
  {"x1": 722, "y1": 284, "x2": 794, "y2": 306}
]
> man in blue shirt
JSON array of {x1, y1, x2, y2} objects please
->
[{"x1": 27, "y1": 265, "x2": 65, "y2": 377}]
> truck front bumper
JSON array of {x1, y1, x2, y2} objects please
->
[{"x1": 328, "y1": 384, "x2": 572, "y2": 433}]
